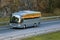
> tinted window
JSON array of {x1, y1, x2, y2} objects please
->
[{"x1": 10, "y1": 16, "x2": 19, "y2": 23}]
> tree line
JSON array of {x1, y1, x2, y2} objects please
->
[{"x1": 0, "y1": 0, "x2": 60, "y2": 17}]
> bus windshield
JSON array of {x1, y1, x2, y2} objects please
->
[{"x1": 10, "y1": 16, "x2": 19, "y2": 23}]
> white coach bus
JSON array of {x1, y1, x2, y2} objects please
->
[{"x1": 9, "y1": 10, "x2": 41, "y2": 28}]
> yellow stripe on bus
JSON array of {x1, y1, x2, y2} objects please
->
[{"x1": 22, "y1": 13, "x2": 41, "y2": 18}]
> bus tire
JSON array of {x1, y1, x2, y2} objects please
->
[
  {"x1": 37, "y1": 22, "x2": 40, "y2": 27},
  {"x1": 38, "y1": 22, "x2": 40, "y2": 25},
  {"x1": 34, "y1": 23, "x2": 37, "y2": 27},
  {"x1": 23, "y1": 25, "x2": 26, "y2": 28}
]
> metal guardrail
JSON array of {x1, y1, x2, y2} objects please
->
[
  {"x1": 40, "y1": 16, "x2": 60, "y2": 21},
  {"x1": 41, "y1": 16, "x2": 60, "y2": 19},
  {"x1": 0, "y1": 16, "x2": 60, "y2": 25}
]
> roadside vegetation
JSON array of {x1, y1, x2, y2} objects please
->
[
  {"x1": 21, "y1": 31, "x2": 60, "y2": 40},
  {"x1": 0, "y1": 0, "x2": 60, "y2": 17},
  {"x1": 42, "y1": 8, "x2": 60, "y2": 17},
  {"x1": 0, "y1": 17, "x2": 9, "y2": 22},
  {"x1": 0, "y1": 17, "x2": 9, "y2": 26}
]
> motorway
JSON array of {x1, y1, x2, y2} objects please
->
[{"x1": 0, "y1": 20, "x2": 60, "y2": 40}]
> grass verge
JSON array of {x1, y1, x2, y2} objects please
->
[
  {"x1": 0, "y1": 17, "x2": 9, "y2": 22},
  {"x1": 21, "y1": 31, "x2": 60, "y2": 40},
  {"x1": 0, "y1": 17, "x2": 9, "y2": 26}
]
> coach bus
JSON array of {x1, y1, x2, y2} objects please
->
[{"x1": 9, "y1": 10, "x2": 41, "y2": 28}]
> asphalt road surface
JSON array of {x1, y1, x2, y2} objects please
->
[{"x1": 0, "y1": 20, "x2": 60, "y2": 40}]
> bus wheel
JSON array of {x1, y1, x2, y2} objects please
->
[
  {"x1": 34, "y1": 23, "x2": 37, "y2": 27},
  {"x1": 38, "y1": 22, "x2": 40, "y2": 25},
  {"x1": 37, "y1": 22, "x2": 40, "y2": 27},
  {"x1": 23, "y1": 25, "x2": 26, "y2": 28}
]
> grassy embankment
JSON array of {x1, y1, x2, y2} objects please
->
[
  {"x1": 21, "y1": 31, "x2": 60, "y2": 40},
  {"x1": 41, "y1": 8, "x2": 60, "y2": 20},
  {"x1": 0, "y1": 17, "x2": 9, "y2": 26},
  {"x1": 42, "y1": 8, "x2": 60, "y2": 17},
  {"x1": 0, "y1": 17, "x2": 9, "y2": 22}
]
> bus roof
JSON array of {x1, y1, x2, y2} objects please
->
[{"x1": 12, "y1": 10, "x2": 41, "y2": 16}]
